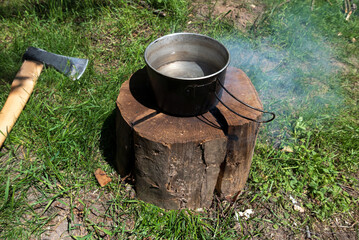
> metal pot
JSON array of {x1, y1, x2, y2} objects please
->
[
  {"x1": 144, "y1": 33, "x2": 230, "y2": 117},
  {"x1": 144, "y1": 33, "x2": 275, "y2": 122}
]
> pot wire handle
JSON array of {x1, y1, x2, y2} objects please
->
[{"x1": 216, "y1": 80, "x2": 275, "y2": 123}]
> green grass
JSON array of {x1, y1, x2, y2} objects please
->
[{"x1": 1, "y1": 0, "x2": 358, "y2": 239}]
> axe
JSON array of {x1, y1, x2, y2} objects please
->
[{"x1": 0, "y1": 47, "x2": 88, "y2": 147}]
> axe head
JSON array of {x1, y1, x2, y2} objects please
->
[{"x1": 23, "y1": 47, "x2": 89, "y2": 80}]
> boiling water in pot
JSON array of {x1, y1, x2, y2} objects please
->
[{"x1": 157, "y1": 60, "x2": 217, "y2": 79}]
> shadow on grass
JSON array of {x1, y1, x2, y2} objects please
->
[
  {"x1": 0, "y1": 2, "x2": 26, "y2": 19},
  {"x1": 0, "y1": 49, "x2": 22, "y2": 85},
  {"x1": 99, "y1": 107, "x2": 118, "y2": 171},
  {"x1": 0, "y1": 0, "x2": 125, "y2": 21},
  {"x1": 98, "y1": 68, "x2": 156, "y2": 178},
  {"x1": 100, "y1": 107, "x2": 135, "y2": 183}
]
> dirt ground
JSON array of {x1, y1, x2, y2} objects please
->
[{"x1": 191, "y1": 0, "x2": 265, "y2": 31}]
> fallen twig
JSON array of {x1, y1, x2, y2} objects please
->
[
  {"x1": 121, "y1": 173, "x2": 132, "y2": 182},
  {"x1": 343, "y1": 0, "x2": 357, "y2": 21},
  {"x1": 306, "y1": 225, "x2": 311, "y2": 239},
  {"x1": 250, "y1": 12, "x2": 264, "y2": 33},
  {"x1": 153, "y1": 9, "x2": 166, "y2": 17},
  {"x1": 344, "y1": 0, "x2": 350, "y2": 14},
  {"x1": 213, "y1": 10, "x2": 232, "y2": 24},
  {"x1": 337, "y1": 220, "x2": 359, "y2": 228}
]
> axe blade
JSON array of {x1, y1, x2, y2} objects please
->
[{"x1": 23, "y1": 47, "x2": 89, "y2": 80}]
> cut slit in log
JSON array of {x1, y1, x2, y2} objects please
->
[{"x1": 116, "y1": 67, "x2": 263, "y2": 209}]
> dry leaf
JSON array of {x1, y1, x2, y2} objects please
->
[
  {"x1": 235, "y1": 209, "x2": 254, "y2": 220},
  {"x1": 94, "y1": 168, "x2": 112, "y2": 187},
  {"x1": 282, "y1": 146, "x2": 293, "y2": 153},
  {"x1": 294, "y1": 205, "x2": 305, "y2": 213}
]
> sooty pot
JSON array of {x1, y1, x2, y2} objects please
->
[{"x1": 144, "y1": 33, "x2": 230, "y2": 117}]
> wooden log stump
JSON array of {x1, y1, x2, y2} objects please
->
[
  {"x1": 116, "y1": 67, "x2": 262, "y2": 209},
  {"x1": 215, "y1": 68, "x2": 263, "y2": 200}
]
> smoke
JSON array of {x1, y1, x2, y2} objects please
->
[{"x1": 219, "y1": 10, "x2": 344, "y2": 142}]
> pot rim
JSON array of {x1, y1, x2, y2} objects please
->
[{"x1": 144, "y1": 32, "x2": 230, "y2": 81}]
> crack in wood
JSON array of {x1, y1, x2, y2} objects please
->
[{"x1": 199, "y1": 143, "x2": 207, "y2": 168}]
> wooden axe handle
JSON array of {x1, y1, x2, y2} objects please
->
[{"x1": 0, "y1": 60, "x2": 44, "y2": 147}]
